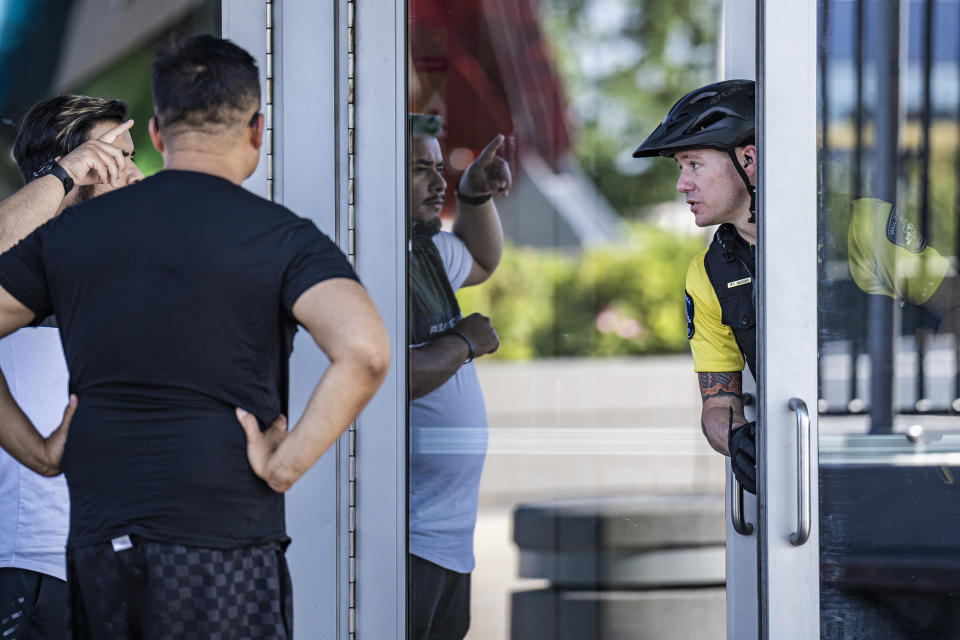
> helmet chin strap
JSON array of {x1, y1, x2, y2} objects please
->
[{"x1": 727, "y1": 148, "x2": 756, "y2": 223}]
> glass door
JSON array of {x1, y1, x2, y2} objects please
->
[
  {"x1": 762, "y1": 0, "x2": 960, "y2": 637},
  {"x1": 406, "y1": 2, "x2": 730, "y2": 639}
]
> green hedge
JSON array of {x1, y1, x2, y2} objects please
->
[{"x1": 456, "y1": 224, "x2": 706, "y2": 359}]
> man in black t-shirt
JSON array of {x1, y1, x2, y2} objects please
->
[
  {"x1": 0, "y1": 95, "x2": 141, "y2": 640},
  {"x1": 0, "y1": 35, "x2": 389, "y2": 639}
]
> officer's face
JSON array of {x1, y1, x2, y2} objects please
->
[
  {"x1": 675, "y1": 148, "x2": 751, "y2": 228},
  {"x1": 409, "y1": 135, "x2": 447, "y2": 223}
]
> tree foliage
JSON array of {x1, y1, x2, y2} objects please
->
[
  {"x1": 457, "y1": 223, "x2": 707, "y2": 359},
  {"x1": 542, "y1": 0, "x2": 722, "y2": 216}
]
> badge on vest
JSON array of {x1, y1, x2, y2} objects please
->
[
  {"x1": 685, "y1": 291, "x2": 695, "y2": 339},
  {"x1": 727, "y1": 277, "x2": 752, "y2": 289},
  {"x1": 886, "y1": 206, "x2": 927, "y2": 253}
]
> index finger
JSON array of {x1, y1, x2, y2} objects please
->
[
  {"x1": 97, "y1": 119, "x2": 134, "y2": 144},
  {"x1": 477, "y1": 134, "x2": 505, "y2": 161}
]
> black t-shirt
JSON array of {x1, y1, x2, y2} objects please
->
[{"x1": 0, "y1": 170, "x2": 358, "y2": 549}]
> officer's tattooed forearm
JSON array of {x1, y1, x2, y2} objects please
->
[{"x1": 698, "y1": 371, "x2": 742, "y2": 402}]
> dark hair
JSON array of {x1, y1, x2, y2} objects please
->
[
  {"x1": 409, "y1": 113, "x2": 443, "y2": 138},
  {"x1": 13, "y1": 95, "x2": 127, "y2": 183},
  {"x1": 152, "y1": 34, "x2": 260, "y2": 135}
]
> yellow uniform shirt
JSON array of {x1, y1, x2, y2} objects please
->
[{"x1": 685, "y1": 248, "x2": 745, "y2": 373}]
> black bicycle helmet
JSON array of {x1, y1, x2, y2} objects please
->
[
  {"x1": 632, "y1": 79, "x2": 755, "y2": 158},
  {"x1": 633, "y1": 79, "x2": 757, "y2": 221}
]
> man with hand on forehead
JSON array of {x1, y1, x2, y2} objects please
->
[
  {"x1": 408, "y1": 113, "x2": 511, "y2": 640},
  {"x1": 0, "y1": 94, "x2": 142, "y2": 640},
  {"x1": 1, "y1": 97, "x2": 141, "y2": 252}
]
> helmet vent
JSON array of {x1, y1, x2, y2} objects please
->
[
  {"x1": 665, "y1": 113, "x2": 688, "y2": 130},
  {"x1": 690, "y1": 110, "x2": 727, "y2": 133},
  {"x1": 687, "y1": 90, "x2": 719, "y2": 105}
]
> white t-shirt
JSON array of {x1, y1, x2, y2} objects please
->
[
  {"x1": 0, "y1": 327, "x2": 70, "y2": 580},
  {"x1": 409, "y1": 231, "x2": 488, "y2": 574}
]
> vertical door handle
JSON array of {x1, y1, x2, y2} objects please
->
[
  {"x1": 732, "y1": 475, "x2": 754, "y2": 535},
  {"x1": 788, "y1": 397, "x2": 811, "y2": 546}
]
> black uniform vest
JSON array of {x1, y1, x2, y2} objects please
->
[{"x1": 702, "y1": 223, "x2": 757, "y2": 379}]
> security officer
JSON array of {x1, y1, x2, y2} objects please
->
[{"x1": 633, "y1": 79, "x2": 759, "y2": 492}]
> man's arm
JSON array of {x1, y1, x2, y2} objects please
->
[
  {"x1": 410, "y1": 312, "x2": 499, "y2": 399},
  {"x1": 0, "y1": 177, "x2": 75, "y2": 253},
  {"x1": 237, "y1": 278, "x2": 390, "y2": 492},
  {"x1": 0, "y1": 283, "x2": 76, "y2": 476},
  {"x1": 698, "y1": 371, "x2": 746, "y2": 456},
  {"x1": 0, "y1": 120, "x2": 134, "y2": 253},
  {"x1": 454, "y1": 134, "x2": 512, "y2": 287}
]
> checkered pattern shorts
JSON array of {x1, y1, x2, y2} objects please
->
[{"x1": 67, "y1": 538, "x2": 292, "y2": 640}]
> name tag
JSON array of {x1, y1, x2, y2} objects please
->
[{"x1": 727, "y1": 277, "x2": 752, "y2": 289}]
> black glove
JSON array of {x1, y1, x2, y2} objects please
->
[{"x1": 728, "y1": 411, "x2": 757, "y2": 495}]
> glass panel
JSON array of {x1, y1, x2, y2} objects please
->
[
  {"x1": 819, "y1": 0, "x2": 960, "y2": 636},
  {"x1": 407, "y1": 1, "x2": 727, "y2": 638}
]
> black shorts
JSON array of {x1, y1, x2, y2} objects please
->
[
  {"x1": 67, "y1": 537, "x2": 292, "y2": 640},
  {"x1": 0, "y1": 567, "x2": 68, "y2": 640},
  {"x1": 409, "y1": 554, "x2": 471, "y2": 640}
]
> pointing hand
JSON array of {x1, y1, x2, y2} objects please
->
[{"x1": 458, "y1": 134, "x2": 513, "y2": 201}]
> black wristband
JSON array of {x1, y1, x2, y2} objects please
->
[
  {"x1": 450, "y1": 330, "x2": 475, "y2": 363},
  {"x1": 34, "y1": 160, "x2": 74, "y2": 195},
  {"x1": 455, "y1": 188, "x2": 492, "y2": 206}
]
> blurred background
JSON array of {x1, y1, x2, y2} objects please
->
[
  {"x1": 407, "y1": 1, "x2": 726, "y2": 638},
  {"x1": 0, "y1": 0, "x2": 221, "y2": 197}
]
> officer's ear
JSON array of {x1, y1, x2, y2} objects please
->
[{"x1": 740, "y1": 145, "x2": 757, "y2": 179}]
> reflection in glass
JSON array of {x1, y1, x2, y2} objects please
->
[
  {"x1": 407, "y1": 112, "x2": 505, "y2": 639},
  {"x1": 408, "y1": 1, "x2": 724, "y2": 638},
  {"x1": 819, "y1": 0, "x2": 960, "y2": 636}
]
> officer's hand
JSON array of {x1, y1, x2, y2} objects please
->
[
  {"x1": 236, "y1": 409, "x2": 289, "y2": 491},
  {"x1": 728, "y1": 414, "x2": 756, "y2": 495},
  {"x1": 454, "y1": 313, "x2": 499, "y2": 358},
  {"x1": 41, "y1": 394, "x2": 78, "y2": 476},
  {"x1": 458, "y1": 134, "x2": 512, "y2": 200},
  {"x1": 57, "y1": 119, "x2": 135, "y2": 188}
]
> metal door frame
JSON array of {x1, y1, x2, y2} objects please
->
[
  {"x1": 757, "y1": 0, "x2": 820, "y2": 638},
  {"x1": 722, "y1": 1, "x2": 820, "y2": 638},
  {"x1": 350, "y1": 1, "x2": 409, "y2": 638},
  {"x1": 224, "y1": 1, "x2": 408, "y2": 638},
  {"x1": 721, "y1": 3, "x2": 760, "y2": 639}
]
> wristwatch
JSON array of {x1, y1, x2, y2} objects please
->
[{"x1": 33, "y1": 159, "x2": 74, "y2": 195}]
